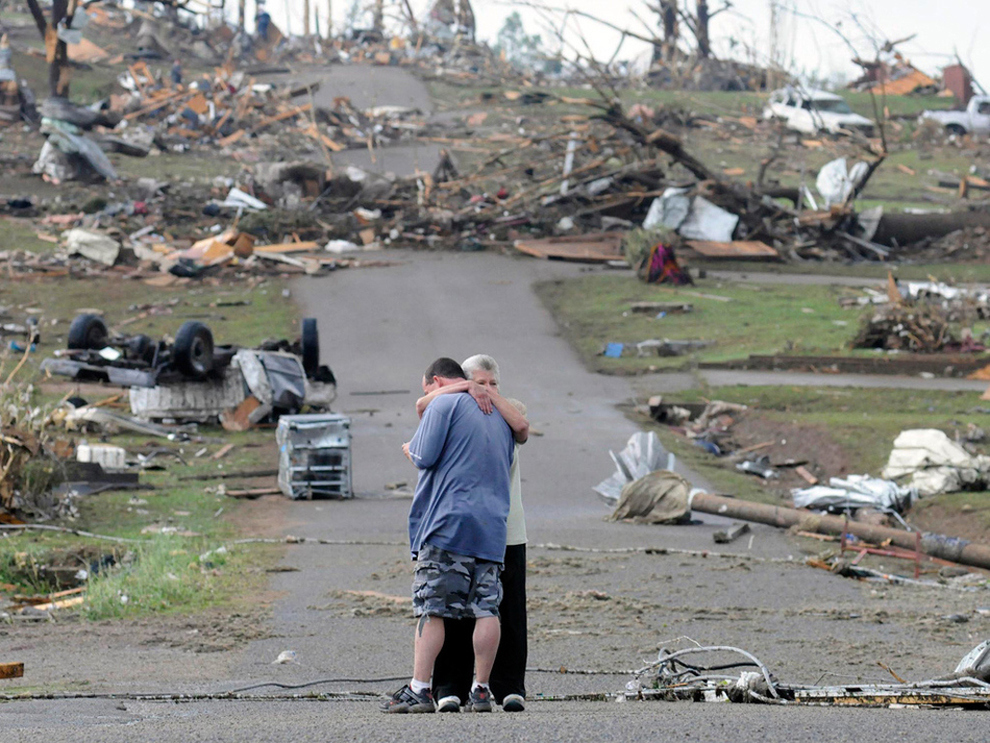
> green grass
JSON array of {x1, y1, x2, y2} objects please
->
[
  {"x1": 0, "y1": 216, "x2": 56, "y2": 253},
  {"x1": 687, "y1": 261, "x2": 990, "y2": 283},
  {"x1": 535, "y1": 273, "x2": 930, "y2": 374},
  {"x1": 0, "y1": 275, "x2": 299, "y2": 617},
  {"x1": 0, "y1": 275, "x2": 298, "y2": 360}
]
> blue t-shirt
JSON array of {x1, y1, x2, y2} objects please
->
[{"x1": 407, "y1": 393, "x2": 514, "y2": 563}]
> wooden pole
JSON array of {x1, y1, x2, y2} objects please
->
[
  {"x1": 690, "y1": 492, "x2": 990, "y2": 572},
  {"x1": 326, "y1": 0, "x2": 332, "y2": 38},
  {"x1": 303, "y1": 0, "x2": 310, "y2": 36}
]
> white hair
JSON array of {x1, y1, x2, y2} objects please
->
[{"x1": 461, "y1": 354, "x2": 500, "y2": 387}]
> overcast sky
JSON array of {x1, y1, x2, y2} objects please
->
[{"x1": 269, "y1": 1, "x2": 987, "y2": 88}]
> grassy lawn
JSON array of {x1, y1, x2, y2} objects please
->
[
  {"x1": 0, "y1": 275, "x2": 299, "y2": 618},
  {"x1": 543, "y1": 268, "x2": 990, "y2": 538},
  {"x1": 535, "y1": 271, "x2": 990, "y2": 375}
]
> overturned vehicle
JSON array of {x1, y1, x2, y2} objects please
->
[{"x1": 42, "y1": 315, "x2": 335, "y2": 424}]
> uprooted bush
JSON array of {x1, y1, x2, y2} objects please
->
[{"x1": 622, "y1": 226, "x2": 679, "y2": 270}]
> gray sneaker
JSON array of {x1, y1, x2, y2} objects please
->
[
  {"x1": 381, "y1": 685, "x2": 436, "y2": 713},
  {"x1": 468, "y1": 686, "x2": 493, "y2": 712}
]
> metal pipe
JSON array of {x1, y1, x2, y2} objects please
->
[{"x1": 690, "y1": 492, "x2": 990, "y2": 571}]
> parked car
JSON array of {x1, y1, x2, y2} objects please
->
[
  {"x1": 763, "y1": 87, "x2": 875, "y2": 136},
  {"x1": 920, "y1": 96, "x2": 990, "y2": 137}
]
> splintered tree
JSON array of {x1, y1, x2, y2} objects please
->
[
  {"x1": 25, "y1": 0, "x2": 72, "y2": 97},
  {"x1": 648, "y1": 1, "x2": 679, "y2": 62},
  {"x1": 681, "y1": 0, "x2": 732, "y2": 59}
]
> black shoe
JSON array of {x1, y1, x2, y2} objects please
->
[
  {"x1": 502, "y1": 693, "x2": 525, "y2": 712},
  {"x1": 381, "y1": 685, "x2": 436, "y2": 713},
  {"x1": 436, "y1": 695, "x2": 462, "y2": 712},
  {"x1": 468, "y1": 686, "x2": 493, "y2": 712}
]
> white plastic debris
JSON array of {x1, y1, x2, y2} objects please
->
[
  {"x1": 325, "y1": 240, "x2": 361, "y2": 254},
  {"x1": 643, "y1": 187, "x2": 691, "y2": 231},
  {"x1": 792, "y1": 475, "x2": 916, "y2": 514},
  {"x1": 76, "y1": 443, "x2": 127, "y2": 471},
  {"x1": 594, "y1": 432, "x2": 670, "y2": 506},
  {"x1": 65, "y1": 228, "x2": 121, "y2": 266},
  {"x1": 273, "y1": 650, "x2": 297, "y2": 664},
  {"x1": 642, "y1": 188, "x2": 738, "y2": 242},
  {"x1": 882, "y1": 429, "x2": 990, "y2": 496},
  {"x1": 221, "y1": 187, "x2": 267, "y2": 211},
  {"x1": 677, "y1": 196, "x2": 739, "y2": 242},
  {"x1": 816, "y1": 157, "x2": 870, "y2": 207}
]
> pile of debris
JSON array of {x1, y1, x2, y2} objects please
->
[
  {"x1": 851, "y1": 278, "x2": 990, "y2": 353},
  {"x1": 852, "y1": 302, "x2": 954, "y2": 353},
  {"x1": 628, "y1": 640, "x2": 990, "y2": 708}
]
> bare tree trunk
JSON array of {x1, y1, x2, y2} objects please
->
[
  {"x1": 27, "y1": 0, "x2": 71, "y2": 97},
  {"x1": 238, "y1": 0, "x2": 246, "y2": 32},
  {"x1": 372, "y1": 0, "x2": 384, "y2": 33},
  {"x1": 303, "y1": 0, "x2": 311, "y2": 36},
  {"x1": 661, "y1": 0, "x2": 678, "y2": 61},
  {"x1": 695, "y1": 0, "x2": 711, "y2": 59},
  {"x1": 326, "y1": 0, "x2": 333, "y2": 38},
  {"x1": 402, "y1": 0, "x2": 418, "y2": 33}
]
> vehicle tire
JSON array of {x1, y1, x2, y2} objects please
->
[
  {"x1": 946, "y1": 124, "x2": 967, "y2": 136},
  {"x1": 173, "y1": 321, "x2": 214, "y2": 377},
  {"x1": 67, "y1": 314, "x2": 109, "y2": 350},
  {"x1": 301, "y1": 318, "x2": 319, "y2": 377}
]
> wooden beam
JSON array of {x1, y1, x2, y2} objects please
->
[{"x1": 0, "y1": 662, "x2": 24, "y2": 680}]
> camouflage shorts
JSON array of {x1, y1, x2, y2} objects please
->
[{"x1": 412, "y1": 544, "x2": 502, "y2": 619}]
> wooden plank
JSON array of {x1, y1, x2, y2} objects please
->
[
  {"x1": 795, "y1": 466, "x2": 819, "y2": 485},
  {"x1": 217, "y1": 129, "x2": 246, "y2": 147},
  {"x1": 252, "y1": 103, "x2": 312, "y2": 132},
  {"x1": 514, "y1": 232, "x2": 625, "y2": 263},
  {"x1": 211, "y1": 443, "x2": 235, "y2": 460},
  {"x1": 0, "y1": 662, "x2": 24, "y2": 680},
  {"x1": 253, "y1": 241, "x2": 320, "y2": 254},
  {"x1": 124, "y1": 89, "x2": 198, "y2": 121},
  {"x1": 713, "y1": 522, "x2": 751, "y2": 544},
  {"x1": 686, "y1": 240, "x2": 779, "y2": 259}
]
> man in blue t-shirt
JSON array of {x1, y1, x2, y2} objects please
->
[{"x1": 383, "y1": 357, "x2": 514, "y2": 714}]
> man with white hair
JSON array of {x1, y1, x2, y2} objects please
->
[{"x1": 414, "y1": 354, "x2": 530, "y2": 712}]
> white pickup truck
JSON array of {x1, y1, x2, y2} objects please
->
[{"x1": 920, "y1": 96, "x2": 990, "y2": 136}]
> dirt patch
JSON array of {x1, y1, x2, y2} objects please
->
[
  {"x1": 225, "y1": 492, "x2": 292, "y2": 539},
  {"x1": 722, "y1": 414, "x2": 852, "y2": 497},
  {"x1": 313, "y1": 589, "x2": 412, "y2": 617},
  {"x1": 909, "y1": 501, "x2": 990, "y2": 544}
]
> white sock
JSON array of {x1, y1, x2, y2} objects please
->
[
  {"x1": 410, "y1": 678, "x2": 431, "y2": 694},
  {"x1": 471, "y1": 682, "x2": 490, "y2": 692}
]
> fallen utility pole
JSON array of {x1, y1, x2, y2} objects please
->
[{"x1": 690, "y1": 492, "x2": 990, "y2": 571}]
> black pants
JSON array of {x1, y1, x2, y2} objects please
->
[{"x1": 433, "y1": 543, "x2": 527, "y2": 704}]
